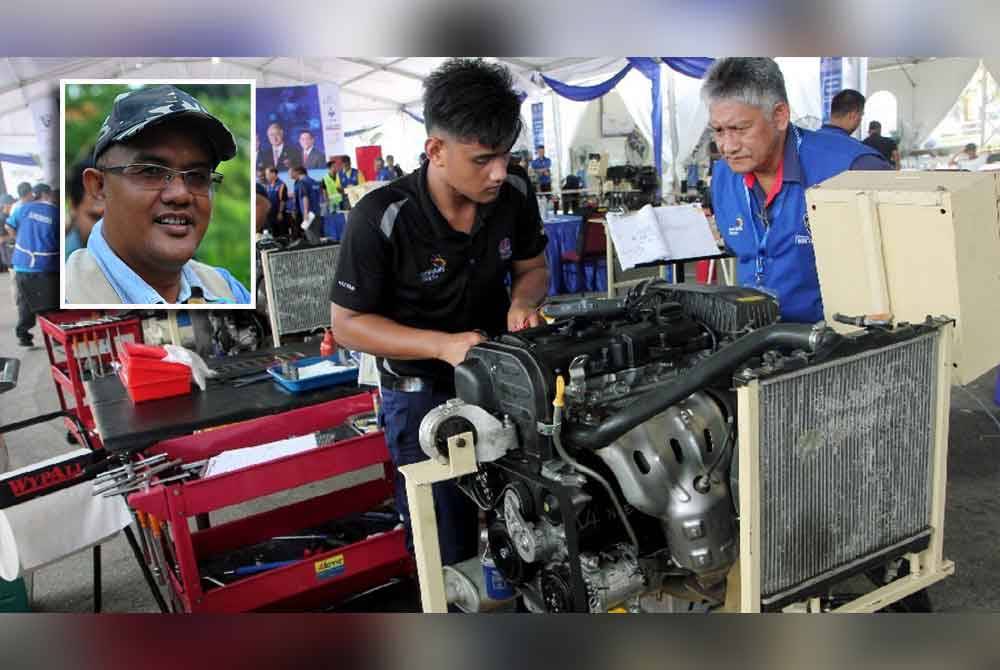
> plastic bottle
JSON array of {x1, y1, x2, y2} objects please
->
[{"x1": 320, "y1": 328, "x2": 336, "y2": 358}]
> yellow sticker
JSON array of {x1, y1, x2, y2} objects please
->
[{"x1": 314, "y1": 554, "x2": 345, "y2": 581}]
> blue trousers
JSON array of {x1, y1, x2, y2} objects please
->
[{"x1": 379, "y1": 387, "x2": 479, "y2": 566}]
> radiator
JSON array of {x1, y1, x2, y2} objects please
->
[
  {"x1": 261, "y1": 244, "x2": 340, "y2": 345},
  {"x1": 755, "y1": 331, "x2": 939, "y2": 607}
]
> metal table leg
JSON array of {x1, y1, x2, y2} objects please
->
[{"x1": 123, "y1": 526, "x2": 169, "y2": 613}]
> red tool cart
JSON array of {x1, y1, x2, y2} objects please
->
[
  {"x1": 39, "y1": 311, "x2": 144, "y2": 449},
  {"x1": 127, "y1": 391, "x2": 412, "y2": 613}
]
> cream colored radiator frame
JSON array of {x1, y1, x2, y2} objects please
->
[
  {"x1": 399, "y1": 432, "x2": 478, "y2": 614},
  {"x1": 728, "y1": 322, "x2": 956, "y2": 613}
]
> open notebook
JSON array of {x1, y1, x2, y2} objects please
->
[{"x1": 605, "y1": 204, "x2": 722, "y2": 270}]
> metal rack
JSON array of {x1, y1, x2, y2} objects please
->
[{"x1": 38, "y1": 312, "x2": 143, "y2": 449}]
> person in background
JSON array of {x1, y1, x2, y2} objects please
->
[
  {"x1": 949, "y1": 142, "x2": 987, "y2": 170},
  {"x1": 705, "y1": 58, "x2": 889, "y2": 325},
  {"x1": 862, "y1": 121, "x2": 901, "y2": 170},
  {"x1": 530, "y1": 144, "x2": 552, "y2": 192},
  {"x1": 11, "y1": 181, "x2": 33, "y2": 217},
  {"x1": 329, "y1": 58, "x2": 548, "y2": 567},
  {"x1": 386, "y1": 154, "x2": 404, "y2": 178},
  {"x1": 0, "y1": 194, "x2": 15, "y2": 272},
  {"x1": 321, "y1": 159, "x2": 344, "y2": 215},
  {"x1": 255, "y1": 182, "x2": 270, "y2": 234},
  {"x1": 336, "y1": 155, "x2": 366, "y2": 210},
  {"x1": 263, "y1": 167, "x2": 290, "y2": 238},
  {"x1": 5, "y1": 182, "x2": 58, "y2": 345},
  {"x1": 820, "y1": 89, "x2": 865, "y2": 138},
  {"x1": 290, "y1": 165, "x2": 323, "y2": 243},
  {"x1": 374, "y1": 157, "x2": 394, "y2": 181},
  {"x1": 299, "y1": 130, "x2": 326, "y2": 169},
  {"x1": 65, "y1": 157, "x2": 106, "y2": 259}
]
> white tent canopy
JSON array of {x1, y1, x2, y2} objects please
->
[{"x1": 0, "y1": 56, "x2": 986, "y2": 188}]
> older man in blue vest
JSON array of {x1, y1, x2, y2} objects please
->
[{"x1": 705, "y1": 58, "x2": 890, "y2": 323}]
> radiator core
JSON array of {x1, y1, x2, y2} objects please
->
[{"x1": 756, "y1": 331, "x2": 938, "y2": 605}]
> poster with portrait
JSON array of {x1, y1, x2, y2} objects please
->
[{"x1": 256, "y1": 84, "x2": 344, "y2": 174}]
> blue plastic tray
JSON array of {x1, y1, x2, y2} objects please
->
[{"x1": 267, "y1": 355, "x2": 359, "y2": 393}]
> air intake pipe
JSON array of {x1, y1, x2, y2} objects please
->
[{"x1": 563, "y1": 323, "x2": 839, "y2": 451}]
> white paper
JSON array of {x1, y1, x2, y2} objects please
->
[
  {"x1": 605, "y1": 205, "x2": 667, "y2": 270},
  {"x1": 0, "y1": 451, "x2": 133, "y2": 580},
  {"x1": 606, "y1": 204, "x2": 722, "y2": 270},
  {"x1": 652, "y1": 205, "x2": 722, "y2": 262},
  {"x1": 203, "y1": 434, "x2": 319, "y2": 478},
  {"x1": 296, "y1": 360, "x2": 354, "y2": 380}
]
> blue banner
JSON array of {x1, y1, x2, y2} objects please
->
[
  {"x1": 256, "y1": 85, "x2": 326, "y2": 173},
  {"x1": 532, "y1": 103, "x2": 544, "y2": 149},
  {"x1": 820, "y1": 57, "x2": 843, "y2": 125}
]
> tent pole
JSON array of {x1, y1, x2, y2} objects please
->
[
  {"x1": 551, "y1": 92, "x2": 564, "y2": 204},
  {"x1": 666, "y1": 68, "x2": 681, "y2": 196}
]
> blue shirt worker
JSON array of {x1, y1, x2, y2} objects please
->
[
  {"x1": 291, "y1": 166, "x2": 324, "y2": 243},
  {"x1": 335, "y1": 155, "x2": 366, "y2": 211},
  {"x1": 5, "y1": 183, "x2": 59, "y2": 346},
  {"x1": 705, "y1": 58, "x2": 889, "y2": 323},
  {"x1": 65, "y1": 84, "x2": 250, "y2": 305},
  {"x1": 374, "y1": 157, "x2": 395, "y2": 182},
  {"x1": 530, "y1": 145, "x2": 552, "y2": 192}
]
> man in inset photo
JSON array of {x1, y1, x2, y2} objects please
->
[{"x1": 65, "y1": 84, "x2": 251, "y2": 304}]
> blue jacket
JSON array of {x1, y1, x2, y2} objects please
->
[
  {"x1": 9, "y1": 200, "x2": 59, "y2": 273},
  {"x1": 711, "y1": 125, "x2": 884, "y2": 323}
]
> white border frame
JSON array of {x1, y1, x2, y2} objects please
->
[{"x1": 59, "y1": 77, "x2": 257, "y2": 310}]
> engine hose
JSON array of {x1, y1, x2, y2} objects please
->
[
  {"x1": 551, "y1": 379, "x2": 640, "y2": 552},
  {"x1": 564, "y1": 322, "x2": 839, "y2": 451}
]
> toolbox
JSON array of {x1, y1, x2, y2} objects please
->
[
  {"x1": 127, "y1": 391, "x2": 410, "y2": 612},
  {"x1": 117, "y1": 343, "x2": 192, "y2": 404}
]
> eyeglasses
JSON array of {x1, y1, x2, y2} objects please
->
[{"x1": 101, "y1": 163, "x2": 223, "y2": 194}]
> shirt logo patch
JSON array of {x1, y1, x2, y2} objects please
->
[
  {"x1": 498, "y1": 237, "x2": 512, "y2": 261},
  {"x1": 795, "y1": 234, "x2": 812, "y2": 245},
  {"x1": 420, "y1": 254, "x2": 447, "y2": 283},
  {"x1": 338, "y1": 280, "x2": 355, "y2": 292},
  {"x1": 728, "y1": 216, "x2": 744, "y2": 236}
]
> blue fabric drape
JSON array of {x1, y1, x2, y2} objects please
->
[
  {"x1": 661, "y1": 57, "x2": 714, "y2": 79},
  {"x1": 0, "y1": 153, "x2": 37, "y2": 166},
  {"x1": 626, "y1": 58, "x2": 662, "y2": 197},
  {"x1": 540, "y1": 64, "x2": 633, "y2": 102}
]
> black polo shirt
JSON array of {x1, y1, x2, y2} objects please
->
[
  {"x1": 862, "y1": 134, "x2": 898, "y2": 166},
  {"x1": 330, "y1": 163, "x2": 547, "y2": 387}
]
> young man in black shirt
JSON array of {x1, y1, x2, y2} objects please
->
[{"x1": 329, "y1": 59, "x2": 549, "y2": 566}]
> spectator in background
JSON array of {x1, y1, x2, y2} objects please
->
[
  {"x1": 374, "y1": 157, "x2": 394, "y2": 181},
  {"x1": 949, "y1": 142, "x2": 987, "y2": 170},
  {"x1": 255, "y1": 182, "x2": 270, "y2": 234},
  {"x1": 820, "y1": 89, "x2": 865, "y2": 137},
  {"x1": 11, "y1": 181, "x2": 33, "y2": 216},
  {"x1": 65, "y1": 157, "x2": 106, "y2": 258},
  {"x1": 386, "y1": 154, "x2": 404, "y2": 178},
  {"x1": 321, "y1": 159, "x2": 344, "y2": 215},
  {"x1": 290, "y1": 166, "x2": 323, "y2": 243},
  {"x1": 263, "y1": 166, "x2": 290, "y2": 238},
  {"x1": 299, "y1": 130, "x2": 326, "y2": 169},
  {"x1": 336, "y1": 155, "x2": 366, "y2": 210},
  {"x1": 5, "y1": 183, "x2": 58, "y2": 346},
  {"x1": 530, "y1": 144, "x2": 552, "y2": 192},
  {"x1": 862, "y1": 121, "x2": 901, "y2": 170},
  {"x1": 0, "y1": 194, "x2": 15, "y2": 272}
]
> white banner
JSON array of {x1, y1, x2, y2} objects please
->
[
  {"x1": 29, "y1": 93, "x2": 58, "y2": 184},
  {"x1": 317, "y1": 83, "x2": 345, "y2": 157}
]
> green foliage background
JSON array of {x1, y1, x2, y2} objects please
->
[{"x1": 64, "y1": 83, "x2": 252, "y2": 288}]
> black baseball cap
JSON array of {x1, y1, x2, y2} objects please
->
[{"x1": 94, "y1": 84, "x2": 237, "y2": 163}]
